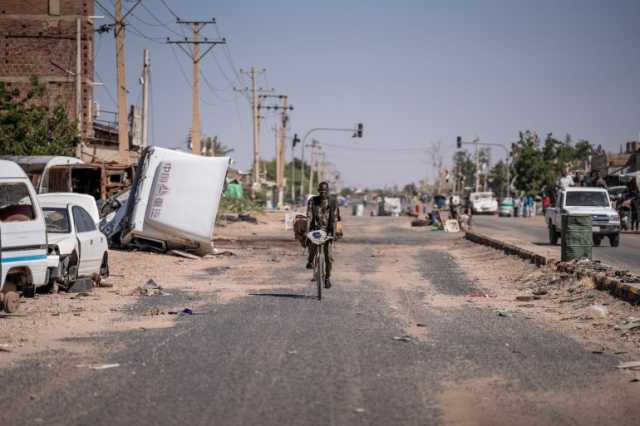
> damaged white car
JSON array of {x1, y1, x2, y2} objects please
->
[{"x1": 38, "y1": 193, "x2": 109, "y2": 290}]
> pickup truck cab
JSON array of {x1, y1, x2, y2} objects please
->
[
  {"x1": 545, "y1": 187, "x2": 620, "y2": 247},
  {"x1": 0, "y1": 160, "x2": 59, "y2": 312}
]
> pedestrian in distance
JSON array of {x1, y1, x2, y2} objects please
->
[
  {"x1": 306, "y1": 181, "x2": 342, "y2": 289},
  {"x1": 555, "y1": 164, "x2": 575, "y2": 191},
  {"x1": 631, "y1": 193, "x2": 640, "y2": 232}
]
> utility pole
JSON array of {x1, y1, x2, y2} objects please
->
[
  {"x1": 474, "y1": 139, "x2": 480, "y2": 193},
  {"x1": 168, "y1": 19, "x2": 225, "y2": 155},
  {"x1": 114, "y1": 0, "x2": 128, "y2": 162},
  {"x1": 95, "y1": 0, "x2": 140, "y2": 162},
  {"x1": 237, "y1": 68, "x2": 267, "y2": 186},
  {"x1": 75, "y1": 17, "x2": 82, "y2": 135},
  {"x1": 141, "y1": 48, "x2": 150, "y2": 148},
  {"x1": 257, "y1": 94, "x2": 292, "y2": 207},
  {"x1": 278, "y1": 96, "x2": 289, "y2": 208}
]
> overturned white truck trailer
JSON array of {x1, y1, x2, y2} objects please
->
[{"x1": 102, "y1": 147, "x2": 229, "y2": 254}]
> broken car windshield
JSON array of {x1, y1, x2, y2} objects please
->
[{"x1": 43, "y1": 208, "x2": 71, "y2": 233}]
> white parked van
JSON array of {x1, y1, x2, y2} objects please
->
[{"x1": 0, "y1": 160, "x2": 59, "y2": 312}]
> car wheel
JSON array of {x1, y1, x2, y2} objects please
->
[
  {"x1": 100, "y1": 253, "x2": 109, "y2": 278},
  {"x1": 549, "y1": 224, "x2": 559, "y2": 245},
  {"x1": 62, "y1": 253, "x2": 79, "y2": 290},
  {"x1": 609, "y1": 234, "x2": 620, "y2": 247},
  {"x1": 593, "y1": 235, "x2": 602, "y2": 246}
]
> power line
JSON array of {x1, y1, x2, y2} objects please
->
[
  {"x1": 319, "y1": 142, "x2": 427, "y2": 153},
  {"x1": 213, "y1": 22, "x2": 244, "y2": 86},
  {"x1": 95, "y1": 69, "x2": 118, "y2": 108},
  {"x1": 138, "y1": 3, "x2": 183, "y2": 36},
  {"x1": 159, "y1": 0, "x2": 180, "y2": 20}
]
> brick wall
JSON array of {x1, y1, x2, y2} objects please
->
[{"x1": 0, "y1": 0, "x2": 95, "y2": 139}]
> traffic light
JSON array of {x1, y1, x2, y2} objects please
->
[
  {"x1": 456, "y1": 136, "x2": 462, "y2": 149},
  {"x1": 356, "y1": 123, "x2": 363, "y2": 138},
  {"x1": 292, "y1": 133, "x2": 300, "y2": 148}
]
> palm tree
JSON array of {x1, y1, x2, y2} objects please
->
[{"x1": 202, "y1": 135, "x2": 234, "y2": 157}]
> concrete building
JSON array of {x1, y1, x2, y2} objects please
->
[
  {"x1": 0, "y1": 1, "x2": 139, "y2": 164},
  {"x1": 0, "y1": 0, "x2": 95, "y2": 140},
  {"x1": 591, "y1": 141, "x2": 640, "y2": 178}
]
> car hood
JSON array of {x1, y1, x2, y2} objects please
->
[{"x1": 564, "y1": 206, "x2": 616, "y2": 215}]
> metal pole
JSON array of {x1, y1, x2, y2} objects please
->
[
  {"x1": 141, "y1": 48, "x2": 150, "y2": 147},
  {"x1": 299, "y1": 141, "x2": 305, "y2": 201}
]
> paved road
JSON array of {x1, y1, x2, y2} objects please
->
[
  {"x1": 2, "y1": 217, "x2": 639, "y2": 425},
  {"x1": 473, "y1": 215, "x2": 640, "y2": 273}
]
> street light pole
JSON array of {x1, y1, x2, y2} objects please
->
[
  {"x1": 457, "y1": 138, "x2": 512, "y2": 197},
  {"x1": 298, "y1": 125, "x2": 362, "y2": 201}
]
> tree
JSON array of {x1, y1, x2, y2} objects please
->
[
  {"x1": 202, "y1": 135, "x2": 234, "y2": 157},
  {"x1": 452, "y1": 149, "x2": 476, "y2": 190},
  {"x1": 488, "y1": 160, "x2": 509, "y2": 197},
  {"x1": 0, "y1": 79, "x2": 79, "y2": 156},
  {"x1": 511, "y1": 131, "x2": 547, "y2": 195}
]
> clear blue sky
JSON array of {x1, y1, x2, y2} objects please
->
[{"x1": 94, "y1": 0, "x2": 640, "y2": 188}]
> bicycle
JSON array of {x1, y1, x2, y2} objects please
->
[{"x1": 306, "y1": 229, "x2": 333, "y2": 300}]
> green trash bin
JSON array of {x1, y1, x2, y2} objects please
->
[{"x1": 561, "y1": 214, "x2": 592, "y2": 261}]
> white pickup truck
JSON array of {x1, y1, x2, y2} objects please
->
[
  {"x1": 0, "y1": 160, "x2": 59, "y2": 312},
  {"x1": 545, "y1": 187, "x2": 620, "y2": 247}
]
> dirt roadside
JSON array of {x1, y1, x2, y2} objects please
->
[
  {"x1": 2, "y1": 212, "x2": 638, "y2": 378},
  {"x1": 0, "y1": 212, "x2": 298, "y2": 368}
]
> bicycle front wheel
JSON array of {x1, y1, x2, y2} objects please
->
[{"x1": 316, "y1": 251, "x2": 324, "y2": 300}]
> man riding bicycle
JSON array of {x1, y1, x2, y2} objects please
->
[{"x1": 306, "y1": 181, "x2": 342, "y2": 289}]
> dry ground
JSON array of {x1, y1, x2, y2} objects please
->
[{"x1": 1, "y1": 212, "x2": 639, "y2": 375}]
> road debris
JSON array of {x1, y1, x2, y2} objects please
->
[
  {"x1": 143, "y1": 307, "x2": 162, "y2": 316},
  {"x1": 586, "y1": 304, "x2": 608, "y2": 319},
  {"x1": 168, "y1": 308, "x2": 194, "y2": 316},
  {"x1": 130, "y1": 279, "x2": 171, "y2": 296},
  {"x1": 616, "y1": 361, "x2": 640, "y2": 370},
  {"x1": 619, "y1": 317, "x2": 640, "y2": 332},
  {"x1": 515, "y1": 295, "x2": 540, "y2": 302},
  {"x1": 77, "y1": 363, "x2": 121, "y2": 370},
  {"x1": 0, "y1": 344, "x2": 12, "y2": 353},
  {"x1": 170, "y1": 250, "x2": 201, "y2": 260},
  {"x1": 207, "y1": 249, "x2": 236, "y2": 257},
  {"x1": 392, "y1": 335, "x2": 412, "y2": 342},
  {"x1": 497, "y1": 309, "x2": 512, "y2": 317}
]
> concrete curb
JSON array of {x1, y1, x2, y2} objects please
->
[
  {"x1": 464, "y1": 231, "x2": 550, "y2": 267},
  {"x1": 465, "y1": 231, "x2": 640, "y2": 305}
]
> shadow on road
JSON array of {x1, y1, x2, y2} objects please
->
[{"x1": 249, "y1": 293, "x2": 316, "y2": 300}]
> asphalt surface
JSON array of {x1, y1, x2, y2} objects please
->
[
  {"x1": 2, "y1": 217, "x2": 639, "y2": 425},
  {"x1": 472, "y1": 215, "x2": 640, "y2": 273}
]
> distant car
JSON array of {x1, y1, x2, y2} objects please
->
[
  {"x1": 498, "y1": 197, "x2": 514, "y2": 217},
  {"x1": 469, "y1": 192, "x2": 498, "y2": 214},
  {"x1": 38, "y1": 193, "x2": 109, "y2": 290}
]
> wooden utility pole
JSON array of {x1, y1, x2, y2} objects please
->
[
  {"x1": 114, "y1": 0, "x2": 128, "y2": 162},
  {"x1": 239, "y1": 67, "x2": 266, "y2": 185},
  {"x1": 277, "y1": 95, "x2": 289, "y2": 208},
  {"x1": 141, "y1": 48, "x2": 150, "y2": 148},
  {"x1": 168, "y1": 19, "x2": 225, "y2": 155},
  {"x1": 75, "y1": 17, "x2": 82, "y2": 135}
]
